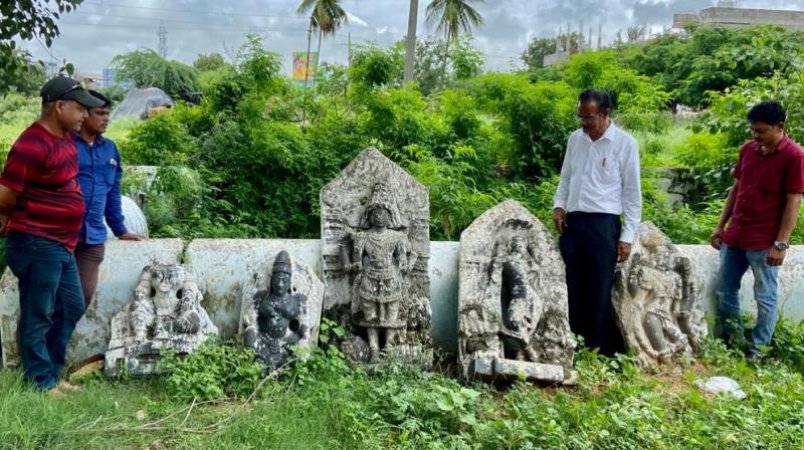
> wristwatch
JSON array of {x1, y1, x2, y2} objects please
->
[{"x1": 774, "y1": 240, "x2": 790, "y2": 251}]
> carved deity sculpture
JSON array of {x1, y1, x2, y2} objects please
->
[
  {"x1": 243, "y1": 251, "x2": 309, "y2": 371},
  {"x1": 614, "y1": 223, "x2": 707, "y2": 366},
  {"x1": 105, "y1": 263, "x2": 218, "y2": 376},
  {"x1": 340, "y1": 182, "x2": 418, "y2": 363},
  {"x1": 320, "y1": 148, "x2": 431, "y2": 367},
  {"x1": 458, "y1": 201, "x2": 576, "y2": 384}
]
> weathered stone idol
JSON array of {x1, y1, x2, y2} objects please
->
[
  {"x1": 613, "y1": 222, "x2": 707, "y2": 366},
  {"x1": 105, "y1": 263, "x2": 218, "y2": 376},
  {"x1": 321, "y1": 148, "x2": 431, "y2": 366},
  {"x1": 458, "y1": 200, "x2": 576, "y2": 384},
  {"x1": 240, "y1": 250, "x2": 323, "y2": 372}
]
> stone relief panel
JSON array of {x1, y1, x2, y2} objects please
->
[
  {"x1": 105, "y1": 262, "x2": 218, "y2": 376},
  {"x1": 320, "y1": 148, "x2": 431, "y2": 366},
  {"x1": 458, "y1": 200, "x2": 575, "y2": 383},
  {"x1": 614, "y1": 222, "x2": 708, "y2": 366},
  {"x1": 240, "y1": 250, "x2": 323, "y2": 372}
]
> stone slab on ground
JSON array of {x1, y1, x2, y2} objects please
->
[{"x1": 469, "y1": 356, "x2": 570, "y2": 384}]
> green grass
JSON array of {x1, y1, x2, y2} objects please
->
[{"x1": 2, "y1": 334, "x2": 803, "y2": 450}]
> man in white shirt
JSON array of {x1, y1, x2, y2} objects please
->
[{"x1": 552, "y1": 89, "x2": 642, "y2": 356}]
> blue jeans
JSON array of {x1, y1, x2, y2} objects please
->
[
  {"x1": 715, "y1": 244, "x2": 779, "y2": 355},
  {"x1": 5, "y1": 232, "x2": 85, "y2": 390}
]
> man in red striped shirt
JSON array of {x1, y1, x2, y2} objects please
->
[{"x1": 0, "y1": 77, "x2": 104, "y2": 396}]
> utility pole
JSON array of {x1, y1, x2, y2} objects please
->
[
  {"x1": 158, "y1": 21, "x2": 168, "y2": 58},
  {"x1": 598, "y1": 23, "x2": 602, "y2": 49},
  {"x1": 403, "y1": 0, "x2": 419, "y2": 84}
]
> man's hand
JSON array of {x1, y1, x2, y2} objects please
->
[
  {"x1": 552, "y1": 207, "x2": 567, "y2": 235},
  {"x1": 617, "y1": 241, "x2": 632, "y2": 263},
  {"x1": 766, "y1": 247, "x2": 786, "y2": 266},
  {"x1": 710, "y1": 227, "x2": 724, "y2": 250},
  {"x1": 118, "y1": 232, "x2": 145, "y2": 241}
]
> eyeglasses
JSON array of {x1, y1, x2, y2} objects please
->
[{"x1": 576, "y1": 113, "x2": 601, "y2": 121}]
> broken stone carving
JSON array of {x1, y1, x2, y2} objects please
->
[
  {"x1": 458, "y1": 200, "x2": 576, "y2": 384},
  {"x1": 105, "y1": 263, "x2": 218, "y2": 376},
  {"x1": 320, "y1": 148, "x2": 431, "y2": 366},
  {"x1": 240, "y1": 250, "x2": 323, "y2": 372},
  {"x1": 614, "y1": 222, "x2": 707, "y2": 366}
]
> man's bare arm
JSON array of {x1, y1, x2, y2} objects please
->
[
  {"x1": 711, "y1": 179, "x2": 739, "y2": 250},
  {"x1": 0, "y1": 185, "x2": 20, "y2": 233}
]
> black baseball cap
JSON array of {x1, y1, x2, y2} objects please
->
[
  {"x1": 40, "y1": 76, "x2": 105, "y2": 108},
  {"x1": 88, "y1": 89, "x2": 112, "y2": 108}
]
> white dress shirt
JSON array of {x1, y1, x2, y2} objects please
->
[{"x1": 553, "y1": 122, "x2": 642, "y2": 243}]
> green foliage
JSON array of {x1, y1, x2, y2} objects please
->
[
  {"x1": 161, "y1": 340, "x2": 263, "y2": 402},
  {"x1": 192, "y1": 52, "x2": 227, "y2": 72},
  {"x1": 771, "y1": 318, "x2": 804, "y2": 374},
  {"x1": 120, "y1": 106, "x2": 198, "y2": 165},
  {"x1": 111, "y1": 49, "x2": 200, "y2": 97},
  {"x1": 521, "y1": 33, "x2": 584, "y2": 70},
  {"x1": 0, "y1": 0, "x2": 82, "y2": 96},
  {"x1": 623, "y1": 25, "x2": 804, "y2": 107}
]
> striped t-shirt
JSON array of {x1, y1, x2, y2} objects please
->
[{"x1": 0, "y1": 122, "x2": 85, "y2": 252}]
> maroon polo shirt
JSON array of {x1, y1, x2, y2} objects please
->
[
  {"x1": 0, "y1": 122, "x2": 86, "y2": 252},
  {"x1": 723, "y1": 135, "x2": 804, "y2": 250}
]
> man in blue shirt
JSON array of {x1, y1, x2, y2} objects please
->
[{"x1": 75, "y1": 90, "x2": 144, "y2": 306}]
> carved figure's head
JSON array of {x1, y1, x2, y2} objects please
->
[
  {"x1": 150, "y1": 264, "x2": 184, "y2": 295},
  {"x1": 270, "y1": 251, "x2": 292, "y2": 295},
  {"x1": 360, "y1": 182, "x2": 406, "y2": 229}
]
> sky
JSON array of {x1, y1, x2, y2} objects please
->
[{"x1": 16, "y1": 0, "x2": 804, "y2": 75}]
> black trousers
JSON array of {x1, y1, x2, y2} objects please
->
[{"x1": 559, "y1": 212, "x2": 625, "y2": 356}]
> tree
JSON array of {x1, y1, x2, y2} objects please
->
[
  {"x1": 297, "y1": 0, "x2": 349, "y2": 89},
  {"x1": 112, "y1": 50, "x2": 200, "y2": 97},
  {"x1": 521, "y1": 33, "x2": 583, "y2": 70},
  {"x1": 0, "y1": 0, "x2": 83, "y2": 96},
  {"x1": 626, "y1": 25, "x2": 646, "y2": 43},
  {"x1": 425, "y1": 0, "x2": 484, "y2": 85},
  {"x1": 193, "y1": 53, "x2": 226, "y2": 72}
]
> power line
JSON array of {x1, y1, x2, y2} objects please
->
[
  {"x1": 58, "y1": 20, "x2": 291, "y2": 33},
  {"x1": 81, "y1": 1, "x2": 305, "y2": 21},
  {"x1": 70, "y1": 10, "x2": 292, "y2": 28}
]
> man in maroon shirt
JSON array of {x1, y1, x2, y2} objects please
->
[
  {"x1": 0, "y1": 77, "x2": 104, "y2": 396},
  {"x1": 711, "y1": 101, "x2": 804, "y2": 360}
]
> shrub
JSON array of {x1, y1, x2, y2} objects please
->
[{"x1": 161, "y1": 340, "x2": 264, "y2": 402}]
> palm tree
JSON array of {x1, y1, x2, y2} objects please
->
[
  {"x1": 297, "y1": 0, "x2": 348, "y2": 90},
  {"x1": 425, "y1": 0, "x2": 484, "y2": 83}
]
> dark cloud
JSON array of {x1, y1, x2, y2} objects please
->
[{"x1": 16, "y1": 0, "x2": 804, "y2": 73}]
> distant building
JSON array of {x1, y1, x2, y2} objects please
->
[
  {"x1": 674, "y1": 1, "x2": 804, "y2": 31},
  {"x1": 102, "y1": 68, "x2": 116, "y2": 88},
  {"x1": 77, "y1": 72, "x2": 102, "y2": 89}
]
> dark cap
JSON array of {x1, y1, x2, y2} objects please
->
[
  {"x1": 40, "y1": 77, "x2": 105, "y2": 108},
  {"x1": 88, "y1": 89, "x2": 112, "y2": 108}
]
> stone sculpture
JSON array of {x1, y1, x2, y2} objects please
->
[
  {"x1": 613, "y1": 222, "x2": 707, "y2": 366},
  {"x1": 241, "y1": 250, "x2": 323, "y2": 372},
  {"x1": 458, "y1": 200, "x2": 576, "y2": 384},
  {"x1": 105, "y1": 263, "x2": 218, "y2": 376},
  {"x1": 321, "y1": 148, "x2": 431, "y2": 366}
]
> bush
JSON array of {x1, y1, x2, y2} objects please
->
[{"x1": 161, "y1": 340, "x2": 264, "y2": 402}]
